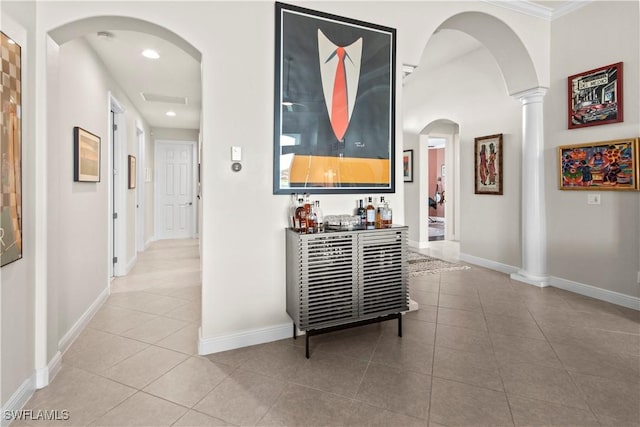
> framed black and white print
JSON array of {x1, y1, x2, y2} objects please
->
[{"x1": 274, "y1": 2, "x2": 396, "y2": 194}]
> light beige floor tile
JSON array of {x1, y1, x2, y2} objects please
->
[
  {"x1": 409, "y1": 280, "x2": 440, "y2": 294},
  {"x1": 163, "y1": 301, "x2": 201, "y2": 322},
  {"x1": 172, "y1": 410, "x2": 234, "y2": 427},
  {"x1": 203, "y1": 344, "x2": 257, "y2": 368},
  {"x1": 435, "y1": 324, "x2": 493, "y2": 355},
  {"x1": 256, "y1": 383, "x2": 354, "y2": 426},
  {"x1": 508, "y1": 395, "x2": 599, "y2": 426},
  {"x1": 106, "y1": 291, "x2": 189, "y2": 315},
  {"x1": 312, "y1": 328, "x2": 381, "y2": 360},
  {"x1": 120, "y1": 316, "x2": 189, "y2": 344},
  {"x1": 410, "y1": 290, "x2": 439, "y2": 307},
  {"x1": 433, "y1": 346, "x2": 503, "y2": 391},
  {"x1": 346, "y1": 402, "x2": 428, "y2": 427},
  {"x1": 355, "y1": 362, "x2": 431, "y2": 420},
  {"x1": 437, "y1": 307, "x2": 487, "y2": 331},
  {"x1": 429, "y1": 377, "x2": 513, "y2": 426},
  {"x1": 88, "y1": 305, "x2": 157, "y2": 335},
  {"x1": 63, "y1": 329, "x2": 148, "y2": 374},
  {"x1": 144, "y1": 356, "x2": 234, "y2": 407},
  {"x1": 169, "y1": 286, "x2": 202, "y2": 302},
  {"x1": 89, "y1": 391, "x2": 187, "y2": 426},
  {"x1": 570, "y1": 371, "x2": 640, "y2": 425},
  {"x1": 438, "y1": 281, "x2": 478, "y2": 297},
  {"x1": 372, "y1": 334, "x2": 434, "y2": 375},
  {"x1": 551, "y1": 341, "x2": 640, "y2": 381},
  {"x1": 239, "y1": 341, "x2": 308, "y2": 381},
  {"x1": 383, "y1": 317, "x2": 436, "y2": 346},
  {"x1": 479, "y1": 298, "x2": 532, "y2": 320},
  {"x1": 491, "y1": 333, "x2": 563, "y2": 369},
  {"x1": 23, "y1": 365, "x2": 136, "y2": 426},
  {"x1": 500, "y1": 362, "x2": 589, "y2": 410},
  {"x1": 193, "y1": 369, "x2": 285, "y2": 426},
  {"x1": 102, "y1": 345, "x2": 188, "y2": 389},
  {"x1": 155, "y1": 323, "x2": 199, "y2": 355},
  {"x1": 291, "y1": 350, "x2": 369, "y2": 397}
]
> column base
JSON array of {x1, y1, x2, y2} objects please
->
[{"x1": 510, "y1": 270, "x2": 550, "y2": 287}]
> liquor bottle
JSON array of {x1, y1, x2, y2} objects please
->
[
  {"x1": 365, "y1": 197, "x2": 376, "y2": 230},
  {"x1": 307, "y1": 202, "x2": 317, "y2": 234},
  {"x1": 376, "y1": 196, "x2": 386, "y2": 229},
  {"x1": 382, "y1": 198, "x2": 393, "y2": 228},
  {"x1": 356, "y1": 199, "x2": 366, "y2": 226},
  {"x1": 295, "y1": 198, "x2": 307, "y2": 233},
  {"x1": 314, "y1": 200, "x2": 324, "y2": 233},
  {"x1": 304, "y1": 193, "x2": 312, "y2": 217}
]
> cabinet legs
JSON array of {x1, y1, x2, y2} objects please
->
[{"x1": 398, "y1": 314, "x2": 402, "y2": 337}]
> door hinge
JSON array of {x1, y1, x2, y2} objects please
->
[
  {"x1": 113, "y1": 257, "x2": 118, "y2": 264},
  {"x1": 113, "y1": 212, "x2": 118, "y2": 219},
  {"x1": 113, "y1": 124, "x2": 118, "y2": 131}
]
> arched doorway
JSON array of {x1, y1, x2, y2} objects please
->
[
  {"x1": 403, "y1": 11, "x2": 546, "y2": 285},
  {"x1": 36, "y1": 15, "x2": 203, "y2": 387}
]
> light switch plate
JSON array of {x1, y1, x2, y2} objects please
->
[
  {"x1": 231, "y1": 146, "x2": 242, "y2": 162},
  {"x1": 587, "y1": 193, "x2": 601, "y2": 205}
]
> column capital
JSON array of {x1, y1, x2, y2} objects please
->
[{"x1": 512, "y1": 87, "x2": 547, "y2": 104}]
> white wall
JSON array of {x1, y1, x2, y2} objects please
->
[
  {"x1": 50, "y1": 37, "x2": 151, "y2": 346},
  {"x1": 546, "y1": 1, "x2": 640, "y2": 298},
  {"x1": 27, "y1": 0, "x2": 553, "y2": 356},
  {"x1": 1, "y1": 3, "x2": 37, "y2": 410},
  {"x1": 404, "y1": 45, "x2": 524, "y2": 267}
]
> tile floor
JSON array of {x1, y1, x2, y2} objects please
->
[{"x1": 16, "y1": 239, "x2": 640, "y2": 426}]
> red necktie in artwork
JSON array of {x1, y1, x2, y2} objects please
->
[{"x1": 331, "y1": 47, "x2": 348, "y2": 141}]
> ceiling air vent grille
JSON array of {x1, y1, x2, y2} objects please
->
[{"x1": 140, "y1": 93, "x2": 188, "y2": 105}]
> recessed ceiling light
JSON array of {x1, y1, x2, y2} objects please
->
[
  {"x1": 166, "y1": 111, "x2": 177, "y2": 117},
  {"x1": 141, "y1": 49, "x2": 160, "y2": 59}
]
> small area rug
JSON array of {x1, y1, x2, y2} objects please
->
[{"x1": 408, "y1": 251, "x2": 470, "y2": 276}]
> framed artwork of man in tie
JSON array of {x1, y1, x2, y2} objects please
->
[{"x1": 274, "y1": 2, "x2": 396, "y2": 194}]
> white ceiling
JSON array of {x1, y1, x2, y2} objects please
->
[
  {"x1": 82, "y1": 1, "x2": 587, "y2": 133},
  {"x1": 85, "y1": 30, "x2": 201, "y2": 130}
]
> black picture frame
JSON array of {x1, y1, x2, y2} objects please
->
[
  {"x1": 403, "y1": 150, "x2": 413, "y2": 182},
  {"x1": 274, "y1": 2, "x2": 396, "y2": 194},
  {"x1": 73, "y1": 126, "x2": 101, "y2": 182}
]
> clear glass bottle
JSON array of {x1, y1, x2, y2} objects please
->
[
  {"x1": 383, "y1": 198, "x2": 392, "y2": 228},
  {"x1": 314, "y1": 200, "x2": 324, "y2": 233},
  {"x1": 376, "y1": 196, "x2": 386, "y2": 229},
  {"x1": 365, "y1": 197, "x2": 376, "y2": 230}
]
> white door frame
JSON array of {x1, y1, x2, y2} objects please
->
[
  {"x1": 108, "y1": 93, "x2": 127, "y2": 277},
  {"x1": 154, "y1": 139, "x2": 198, "y2": 240},
  {"x1": 135, "y1": 123, "x2": 146, "y2": 252}
]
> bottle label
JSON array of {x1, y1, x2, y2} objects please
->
[{"x1": 367, "y1": 210, "x2": 375, "y2": 222}]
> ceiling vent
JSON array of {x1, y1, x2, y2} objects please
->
[{"x1": 140, "y1": 93, "x2": 188, "y2": 105}]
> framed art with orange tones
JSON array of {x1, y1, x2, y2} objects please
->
[
  {"x1": 558, "y1": 138, "x2": 638, "y2": 191},
  {"x1": 568, "y1": 62, "x2": 623, "y2": 129},
  {"x1": 474, "y1": 134, "x2": 503, "y2": 195},
  {"x1": 273, "y1": 2, "x2": 396, "y2": 194}
]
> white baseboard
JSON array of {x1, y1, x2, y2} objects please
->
[
  {"x1": 58, "y1": 287, "x2": 110, "y2": 355},
  {"x1": 198, "y1": 322, "x2": 296, "y2": 355},
  {"x1": 459, "y1": 252, "x2": 519, "y2": 275},
  {"x1": 551, "y1": 276, "x2": 640, "y2": 311},
  {"x1": 124, "y1": 255, "x2": 137, "y2": 276},
  {"x1": 145, "y1": 236, "x2": 156, "y2": 249},
  {"x1": 35, "y1": 350, "x2": 62, "y2": 389},
  {"x1": 1, "y1": 373, "x2": 36, "y2": 427}
]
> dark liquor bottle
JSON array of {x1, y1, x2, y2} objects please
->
[
  {"x1": 383, "y1": 198, "x2": 393, "y2": 228},
  {"x1": 356, "y1": 199, "x2": 366, "y2": 226},
  {"x1": 375, "y1": 196, "x2": 385, "y2": 229},
  {"x1": 295, "y1": 198, "x2": 308, "y2": 233}
]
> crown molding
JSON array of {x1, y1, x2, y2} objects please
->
[{"x1": 482, "y1": 1, "x2": 592, "y2": 21}]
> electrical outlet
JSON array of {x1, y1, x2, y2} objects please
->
[{"x1": 587, "y1": 193, "x2": 601, "y2": 205}]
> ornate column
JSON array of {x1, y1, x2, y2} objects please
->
[{"x1": 510, "y1": 87, "x2": 549, "y2": 287}]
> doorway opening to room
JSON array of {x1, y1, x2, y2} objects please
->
[{"x1": 427, "y1": 137, "x2": 446, "y2": 241}]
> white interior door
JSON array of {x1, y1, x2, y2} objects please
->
[{"x1": 156, "y1": 141, "x2": 195, "y2": 239}]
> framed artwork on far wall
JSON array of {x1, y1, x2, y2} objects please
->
[
  {"x1": 474, "y1": 134, "x2": 503, "y2": 195},
  {"x1": 403, "y1": 150, "x2": 413, "y2": 182},
  {"x1": 128, "y1": 155, "x2": 136, "y2": 189},
  {"x1": 273, "y1": 2, "x2": 396, "y2": 194},
  {"x1": 558, "y1": 138, "x2": 638, "y2": 190},
  {"x1": 74, "y1": 126, "x2": 101, "y2": 182},
  {"x1": 568, "y1": 62, "x2": 623, "y2": 129},
  {"x1": 1, "y1": 31, "x2": 23, "y2": 267}
]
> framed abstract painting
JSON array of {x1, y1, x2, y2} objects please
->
[
  {"x1": 274, "y1": 2, "x2": 396, "y2": 194},
  {"x1": 74, "y1": 127, "x2": 101, "y2": 182},
  {"x1": 403, "y1": 150, "x2": 413, "y2": 182}
]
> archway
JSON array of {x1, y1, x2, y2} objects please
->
[
  {"x1": 403, "y1": 11, "x2": 547, "y2": 286},
  {"x1": 36, "y1": 15, "x2": 203, "y2": 388}
]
